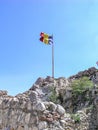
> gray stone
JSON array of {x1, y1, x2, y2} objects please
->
[
  {"x1": 17, "y1": 126, "x2": 24, "y2": 130},
  {"x1": 34, "y1": 102, "x2": 46, "y2": 112},
  {"x1": 0, "y1": 68, "x2": 98, "y2": 130},
  {"x1": 25, "y1": 113, "x2": 30, "y2": 124},
  {"x1": 38, "y1": 121, "x2": 48, "y2": 129},
  {"x1": 56, "y1": 105, "x2": 65, "y2": 116}
]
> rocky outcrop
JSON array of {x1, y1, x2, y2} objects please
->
[
  {"x1": 0, "y1": 91, "x2": 66, "y2": 130},
  {"x1": 0, "y1": 76, "x2": 70, "y2": 130},
  {"x1": 1, "y1": 67, "x2": 98, "y2": 130},
  {"x1": 69, "y1": 67, "x2": 98, "y2": 79}
]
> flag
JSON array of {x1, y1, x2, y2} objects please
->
[{"x1": 39, "y1": 32, "x2": 53, "y2": 45}]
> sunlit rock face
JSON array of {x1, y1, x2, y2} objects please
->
[{"x1": 0, "y1": 67, "x2": 98, "y2": 130}]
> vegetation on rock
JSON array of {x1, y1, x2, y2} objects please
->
[
  {"x1": 71, "y1": 113, "x2": 81, "y2": 123},
  {"x1": 70, "y1": 76, "x2": 93, "y2": 97},
  {"x1": 49, "y1": 87, "x2": 58, "y2": 103}
]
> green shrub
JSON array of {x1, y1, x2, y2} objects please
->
[
  {"x1": 71, "y1": 114, "x2": 80, "y2": 123},
  {"x1": 86, "y1": 105, "x2": 94, "y2": 112},
  {"x1": 70, "y1": 77, "x2": 93, "y2": 97},
  {"x1": 49, "y1": 87, "x2": 58, "y2": 103}
]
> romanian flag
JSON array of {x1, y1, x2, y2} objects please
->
[{"x1": 39, "y1": 32, "x2": 53, "y2": 45}]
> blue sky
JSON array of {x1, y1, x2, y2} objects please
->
[{"x1": 0, "y1": 0, "x2": 98, "y2": 96}]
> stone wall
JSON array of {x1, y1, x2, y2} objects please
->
[
  {"x1": 0, "y1": 90, "x2": 66, "y2": 130},
  {"x1": 1, "y1": 67, "x2": 98, "y2": 130}
]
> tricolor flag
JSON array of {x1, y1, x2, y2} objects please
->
[{"x1": 39, "y1": 32, "x2": 53, "y2": 45}]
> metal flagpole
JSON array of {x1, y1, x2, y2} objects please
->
[
  {"x1": 52, "y1": 37, "x2": 54, "y2": 78},
  {"x1": 52, "y1": 36, "x2": 55, "y2": 92}
]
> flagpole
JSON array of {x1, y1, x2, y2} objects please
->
[
  {"x1": 39, "y1": 32, "x2": 54, "y2": 78},
  {"x1": 52, "y1": 38, "x2": 54, "y2": 78}
]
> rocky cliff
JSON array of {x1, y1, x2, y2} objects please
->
[{"x1": 0, "y1": 67, "x2": 98, "y2": 130}]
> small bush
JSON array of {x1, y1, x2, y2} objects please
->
[
  {"x1": 49, "y1": 87, "x2": 58, "y2": 103},
  {"x1": 70, "y1": 77, "x2": 93, "y2": 97},
  {"x1": 71, "y1": 114, "x2": 80, "y2": 123},
  {"x1": 86, "y1": 105, "x2": 94, "y2": 113}
]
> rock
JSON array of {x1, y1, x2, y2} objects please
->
[
  {"x1": 0, "y1": 67, "x2": 98, "y2": 130},
  {"x1": 34, "y1": 102, "x2": 46, "y2": 112},
  {"x1": 29, "y1": 91, "x2": 39, "y2": 102},
  {"x1": 30, "y1": 84, "x2": 39, "y2": 90},
  {"x1": 45, "y1": 76, "x2": 54, "y2": 82},
  {"x1": 56, "y1": 104, "x2": 65, "y2": 116},
  {"x1": 17, "y1": 126, "x2": 24, "y2": 130},
  {"x1": 38, "y1": 121, "x2": 48, "y2": 129},
  {"x1": 94, "y1": 96, "x2": 98, "y2": 107},
  {"x1": 0, "y1": 90, "x2": 8, "y2": 96},
  {"x1": 25, "y1": 113, "x2": 30, "y2": 124},
  {"x1": 35, "y1": 77, "x2": 44, "y2": 86},
  {"x1": 69, "y1": 67, "x2": 98, "y2": 80},
  {"x1": 32, "y1": 126, "x2": 38, "y2": 130},
  {"x1": 44, "y1": 102, "x2": 57, "y2": 111}
]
